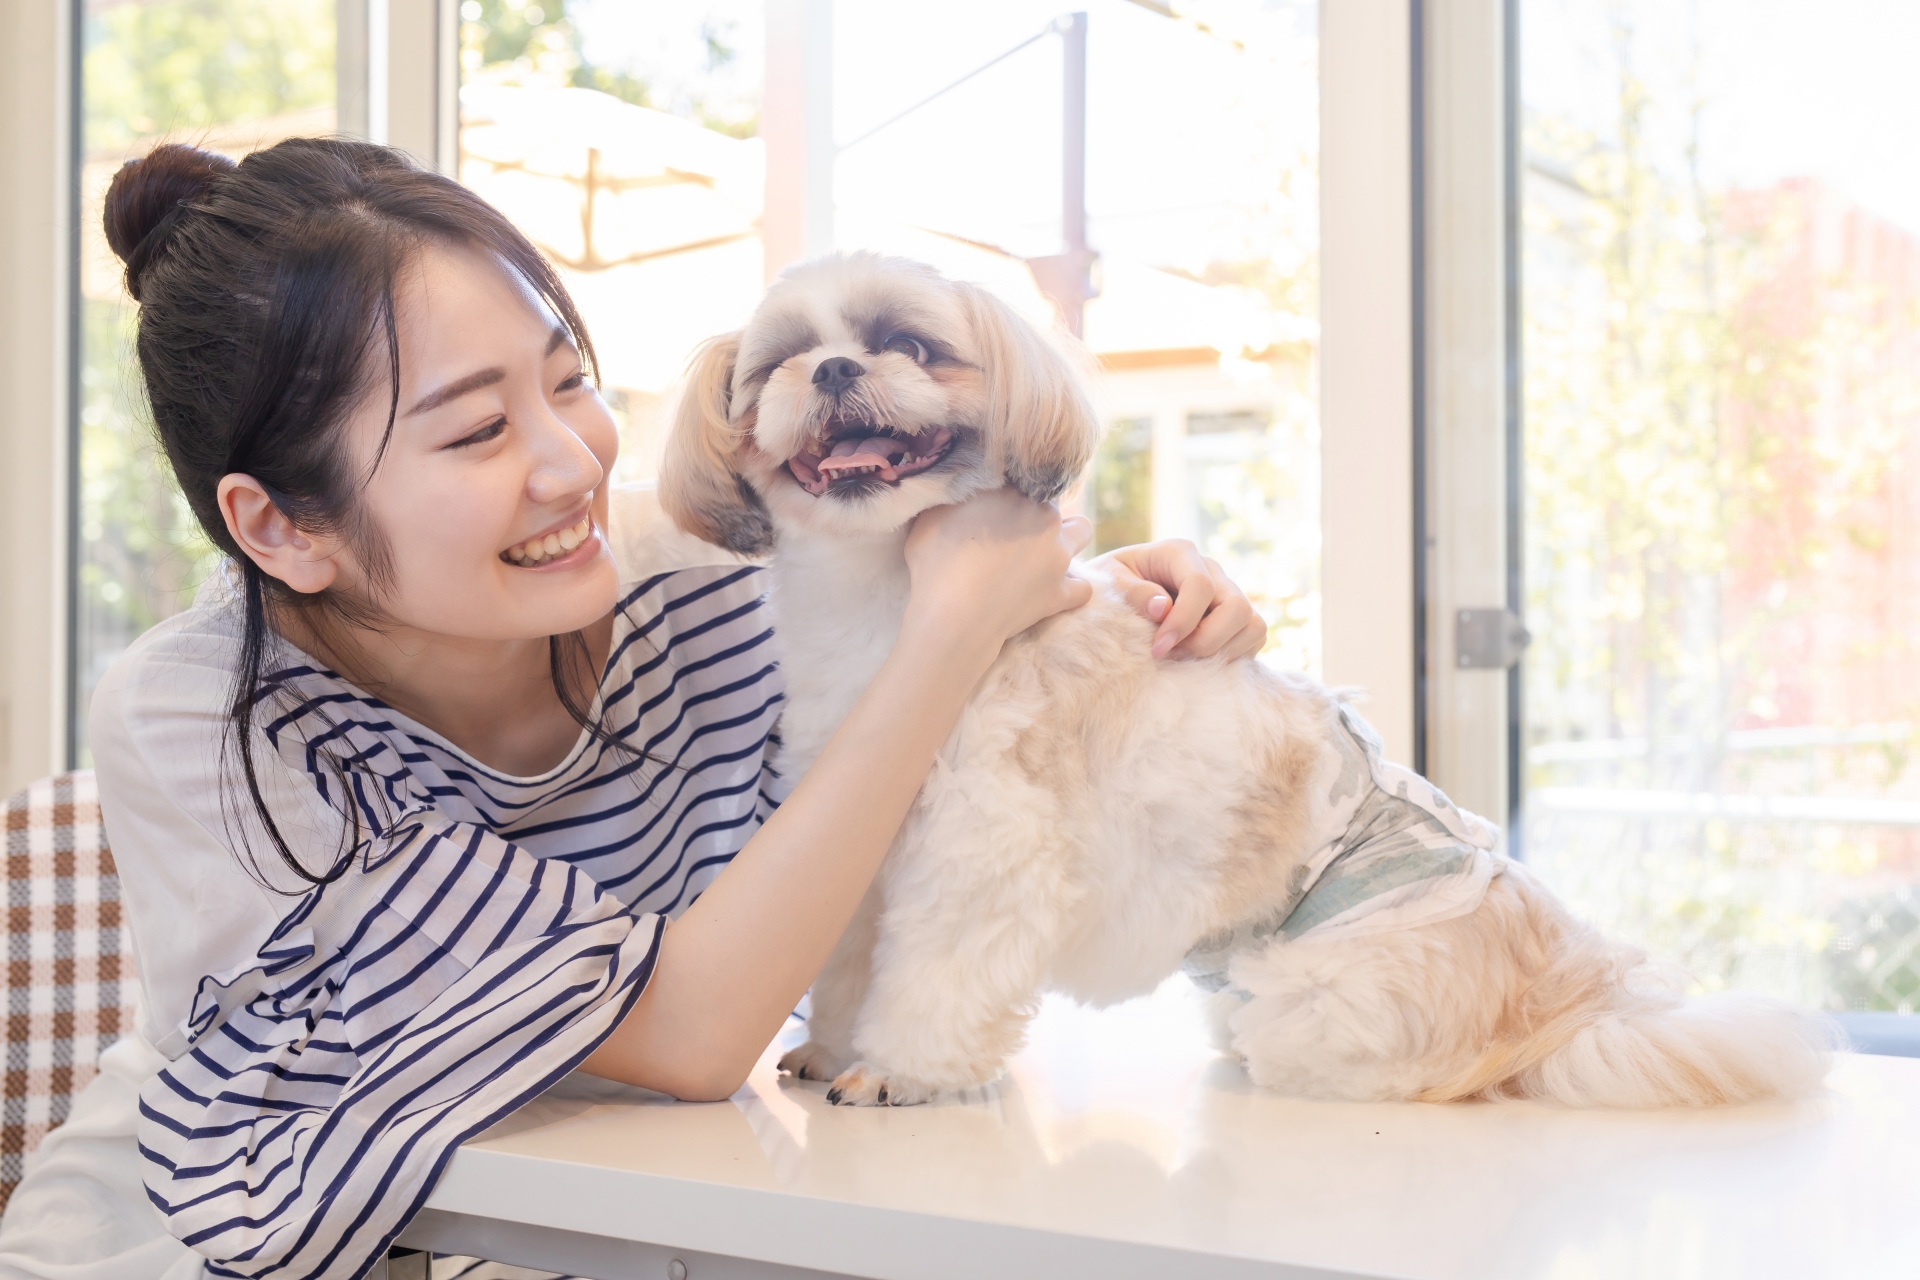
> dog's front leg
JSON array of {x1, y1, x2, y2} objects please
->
[
  {"x1": 825, "y1": 817, "x2": 1073, "y2": 1106},
  {"x1": 777, "y1": 883, "x2": 881, "y2": 1082}
]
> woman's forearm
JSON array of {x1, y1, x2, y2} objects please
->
[{"x1": 580, "y1": 604, "x2": 1000, "y2": 1099}]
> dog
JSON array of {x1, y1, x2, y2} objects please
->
[{"x1": 660, "y1": 252, "x2": 1832, "y2": 1108}]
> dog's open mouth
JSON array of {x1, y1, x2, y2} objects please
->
[{"x1": 787, "y1": 420, "x2": 955, "y2": 496}]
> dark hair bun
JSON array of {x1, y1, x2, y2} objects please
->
[{"x1": 104, "y1": 143, "x2": 237, "y2": 300}]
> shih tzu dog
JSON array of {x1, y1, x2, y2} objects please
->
[{"x1": 660, "y1": 252, "x2": 1831, "y2": 1108}]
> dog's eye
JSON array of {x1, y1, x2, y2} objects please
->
[{"x1": 882, "y1": 335, "x2": 928, "y2": 363}]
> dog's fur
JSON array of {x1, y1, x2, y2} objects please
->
[{"x1": 661, "y1": 252, "x2": 1834, "y2": 1108}]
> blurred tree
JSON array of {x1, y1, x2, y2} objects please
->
[
  {"x1": 1522, "y1": 0, "x2": 1920, "y2": 1009},
  {"x1": 85, "y1": 0, "x2": 334, "y2": 154}
]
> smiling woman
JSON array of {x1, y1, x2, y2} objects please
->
[
  {"x1": 104, "y1": 141, "x2": 620, "y2": 870},
  {"x1": 0, "y1": 134, "x2": 1263, "y2": 1279}
]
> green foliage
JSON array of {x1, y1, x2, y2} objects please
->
[{"x1": 83, "y1": 0, "x2": 335, "y2": 154}]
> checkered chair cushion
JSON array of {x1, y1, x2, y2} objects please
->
[{"x1": 0, "y1": 771, "x2": 138, "y2": 1213}]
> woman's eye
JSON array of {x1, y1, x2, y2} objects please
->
[
  {"x1": 556, "y1": 371, "x2": 585, "y2": 394},
  {"x1": 451, "y1": 417, "x2": 506, "y2": 448},
  {"x1": 883, "y1": 335, "x2": 928, "y2": 363}
]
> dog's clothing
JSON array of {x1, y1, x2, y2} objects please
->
[{"x1": 1184, "y1": 705, "x2": 1504, "y2": 990}]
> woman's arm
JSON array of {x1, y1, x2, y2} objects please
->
[{"x1": 582, "y1": 490, "x2": 1093, "y2": 1099}]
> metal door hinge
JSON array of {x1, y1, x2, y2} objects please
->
[{"x1": 1455, "y1": 608, "x2": 1531, "y2": 670}]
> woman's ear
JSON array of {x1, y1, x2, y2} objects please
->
[
  {"x1": 957, "y1": 283, "x2": 1103, "y2": 503},
  {"x1": 659, "y1": 332, "x2": 774, "y2": 555},
  {"x1": 217, "y1": 475, "x2": 340, "y2": 594}
]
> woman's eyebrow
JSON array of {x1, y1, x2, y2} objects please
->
[
  {"x1": 406, "y1": 367, "x2": 504, "y2": 417},
  {"x1": 404, "y1": 329, "x2": 573, "y2": 417}
]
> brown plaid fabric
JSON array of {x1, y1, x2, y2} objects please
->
[{"x1": 0, "y1": 770, "x2": 139, "y2": 1214}]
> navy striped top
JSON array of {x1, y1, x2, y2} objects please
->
[{"x1": 100, "y1": 561, "x2": 779, "y2": 1279}]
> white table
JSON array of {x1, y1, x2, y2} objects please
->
[{"x1": 393, "y1": 979, "x2": 1920, "y2": 1280}]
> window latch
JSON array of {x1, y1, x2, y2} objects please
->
[{"x1": 1455, "y1": 608, "x2": 1532, "y2": 670}]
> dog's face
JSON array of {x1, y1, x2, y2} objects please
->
[{"x1": 661, "y1": 253, "x2": 1100, "y2": 552}]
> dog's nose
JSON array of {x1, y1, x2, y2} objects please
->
[{"x1": 812, "y1": 356, "x2": 866, "y2": 392}]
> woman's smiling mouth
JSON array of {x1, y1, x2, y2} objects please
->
[{"x1": 502, "y1": 511, "x2": 595, "y2": 567}]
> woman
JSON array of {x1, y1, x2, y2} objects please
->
[{"x1": 0, "y1": 139, "x2": 1264, "y2": 1280}]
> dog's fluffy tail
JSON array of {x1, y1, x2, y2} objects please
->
[{"x1": 1419, "y1": 868, "x2": 1836, "y2": 1108}]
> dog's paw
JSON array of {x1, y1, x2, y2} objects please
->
[
  {"x1": 777, "y1": 1040, "x2": 846, "y2": 1082},
  {"x1": 824, "y1": 1062, "x2": 937, "y2": 1107}
]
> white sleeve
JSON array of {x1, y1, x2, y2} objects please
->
[
  {"x1": 138, "y1": 810, "x2": 663, "y2": 1280},
  {"x1": 88, "y1": 607, "x2": 343, "y2": 1052}
]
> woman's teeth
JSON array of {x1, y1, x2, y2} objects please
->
[{"x1": 504, "y1": 513, "x2": 593, "y2": 565}]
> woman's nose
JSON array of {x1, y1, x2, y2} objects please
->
[{"x1": 525, "y1": 413, "x2": 605, "y2": 505}]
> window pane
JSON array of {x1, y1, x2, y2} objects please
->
[
  {"x1": 1521, "y1": 0, "x2": 1920, "y2": 1013},
  {"x1": 74, "y1": 1, "x2": 337, "y2": 760},
  {"x1": 459, "y1": 0, "x2": 1320, "y2": 671}
]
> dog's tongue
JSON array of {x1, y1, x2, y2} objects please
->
[
  {"x1": 817, "y1": 434, "x2": 908, "y2": 477},
  {"x1": 788, "y1": 427, "x2": 954, "y2": 496}
]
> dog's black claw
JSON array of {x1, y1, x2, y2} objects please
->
[
  {"x1": 876, "y1": 1086, "x2": 888, "y2": 1104},
  {"x1": 826, "y1": 1088, "x2": 843, "y2": 1104}
]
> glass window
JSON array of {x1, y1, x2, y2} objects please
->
[
  {"x1": 459, "y1": 0, "x2": 1321, "y2": 671},
  {"x1": 73, "y1": 1, "x2": 337, "y2": 760},
  {"x1": 1521, "y1": 0, "x2": 1920, "y2": 1014}
]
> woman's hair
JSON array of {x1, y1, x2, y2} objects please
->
[{"x1": 104, "y1": 137, "x2": 619, "y2": 888}]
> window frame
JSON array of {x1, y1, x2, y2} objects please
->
[{"x1": 1416, "y1": 0, "x2": 1521, "y2": 831}]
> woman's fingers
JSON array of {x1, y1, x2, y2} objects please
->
[
  {"x1": 1087, "y1": 538, "x2": 1268, "y2": 659},
  {"x1": 1145, "y1": 555, "x2": 1267, "y2": 661},
  {"x1": 1147, "y1": 552, "x2": 1264, "y2": 661},
  {"x1": 1151, "y1": 559, "x2": 1222, "y2": 656},
  {"x1": 1169, "y1": 587, "x2": 1267, "y2": 660},
  {"x1": 1105, "y1": 559, "x2": 1176, "y2": 624}
]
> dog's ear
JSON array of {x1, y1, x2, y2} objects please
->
[
  {"x1": 956, "y1": 283, "x2": 1102, "y2": 503},
  {"x1": 659, "y1": 332, "x2": 774, "y2": 556}
]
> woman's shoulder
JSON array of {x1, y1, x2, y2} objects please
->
[{"x1": 90, "y1": 575, "x2": 248, "y2": 738}]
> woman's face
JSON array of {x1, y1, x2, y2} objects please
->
[{"x1": 335, "y1": 240, "x2": 620, "y2": 641}]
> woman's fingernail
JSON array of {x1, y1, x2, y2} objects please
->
[
  {"x1": 1149, "y1": 594, "x2": 1171, "y2": 621},
  {"x1": 1152, "y1": 632, "x2": 1174, "y2": 657}
]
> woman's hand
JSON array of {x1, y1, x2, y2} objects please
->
[
  {"x1": 903, "y1": 488, "x2": 1094, "y2": 652},
  {"x1": 1090, "y1": 540, "x2": 1268, "y2": 660}
]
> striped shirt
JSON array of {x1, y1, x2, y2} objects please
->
[{"x1": 90, "y1": 520, "x2": 779, "y2": 1279}]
